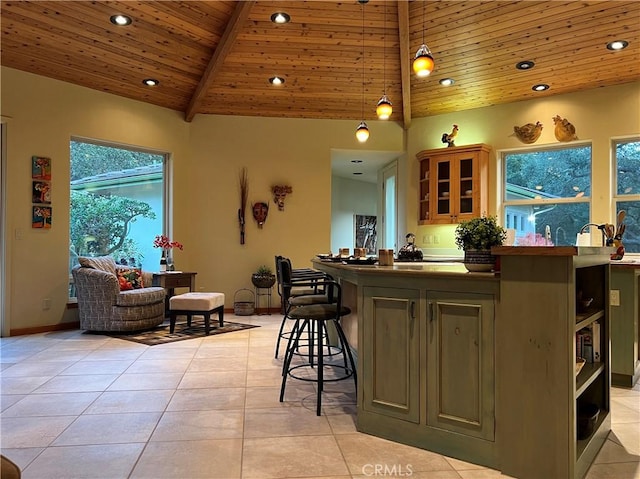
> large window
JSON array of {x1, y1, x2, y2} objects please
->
[
  {"x1": 613, "y1": 139, "x2": 640, "y2": 253},
  {"x1": 502, "y1": 144, "x2": 591, "y2": 246},
  {"x1": 69, "y1": 139, "x2": 167, "y2": 296}
]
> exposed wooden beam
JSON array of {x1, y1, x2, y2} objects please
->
[
  {"x1": 185, "y1": 1, "x2": 255, "y2": 122},
  {"x1": 397, "y1": 0, "x2": 411, "y2": 129}
]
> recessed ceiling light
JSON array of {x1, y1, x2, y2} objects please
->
[
  {"x1": 532, "y1": 83, "x2": 549, "y2": 91},
  {"x1": 110, "y1": 15, "x2": 132, "y2": 26},
  {"x1": 269, "y1": 76, "x2": 285, "y2": 85},
  {"x1": 270, "y1": 12, "x2": 290, "y2": 24},
  {"x1": 606, "y1": 40, "x2": 628, "y2": 51},
  {"x1": 516, "y1": 60, "x2": 535, "y2": 70},
  {"x1": 351, "y1": 160, "x2": 363, "y2": 163},
  {"x1": 142, "y1": 78, "x2": 159, "y2": 87},
  {"x1": 439, "y1": 78, "x2": 455, "y2": 86}
]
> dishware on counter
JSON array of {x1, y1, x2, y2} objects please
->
[
  {"x1": 354, "y1": 247, "x2": 367, "y2": 258},
  {"x1": 378, "y1": 249, "x2": 394, "y2": 266},
  {"x1": 343, "y1": 257, "x2": 376, "y2": 265},
  {"x1": 339, "y1": 247, "x2": 350, "y2": 257}
]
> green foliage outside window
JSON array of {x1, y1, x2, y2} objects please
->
[{"x1": 69, "y1": 191, "x2": 156, "y2": 263}]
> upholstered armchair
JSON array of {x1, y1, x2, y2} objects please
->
[{"x1": 72, "y1": 256, "x2": 166, "y2": 332}]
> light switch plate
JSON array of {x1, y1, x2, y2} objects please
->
[{"x1": 610, "y1": 289, "x2": 620, "y2": 306}]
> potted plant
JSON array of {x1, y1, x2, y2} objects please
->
[
  {"x1": 251, "y1": 265, "x2": 276, "y2": 288},
  {"x1": 454, "y1": 215, "x2": 507, "y2": 272}
]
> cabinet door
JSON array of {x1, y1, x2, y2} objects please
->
[
  {"x1": 455, "y1": 153, "x2": 478, "y2": 222},
  {"x1": 362, "y1": 287, "x2": 420, "y2": 423},
  {"x1": 426, "y1": 291, "x2": 495, "y2": 441},
  {"x1": 430, "y1": 157, "x2": 454, "y2": 223},
  {"x1": 419, "y1": 158, "x2": 431, "y2": 222}
]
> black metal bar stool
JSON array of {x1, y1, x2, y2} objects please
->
[
  {"x1": 279, "y1": 279, "x2": 357, "y2": 416},
  {"x1": 274, "y1": 256, "x2": 332, "y2": 359}
]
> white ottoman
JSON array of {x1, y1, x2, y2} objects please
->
[{"x1": 169, "y1": 292, "x2": 225, "y2": 335}]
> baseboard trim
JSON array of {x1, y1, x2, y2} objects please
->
[{"x1": 10, "y1": 321, "x2": 80, "y2": 337}]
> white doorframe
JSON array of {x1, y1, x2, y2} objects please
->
[
  {"x1": 379, "y1": 160, "x2": 398, "y2": 250},
  {"x1": 1, "y1": 121, "x2": 8, "y2": 336}
]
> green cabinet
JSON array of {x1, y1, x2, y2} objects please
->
[
  {"x1": 361, "y1": 286, "x2": 420, "y2": 423},
  {"x1": 359, "y1": 283, "x2": 497, "y2": 465},
  {"x1": 426, "y1": 291, "x2": 495, "y2": 441},
  {"x1": 610, "y1": 265, "x2": 640, "y2": 387},
  {"x1": 495, "y1": 247, "x2": 611, "y2": 479}
]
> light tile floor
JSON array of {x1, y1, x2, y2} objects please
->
[{"x1": 1, "y1": 314, "x2": 638, "y2": 479}]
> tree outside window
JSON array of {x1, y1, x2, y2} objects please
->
[
  {"x1": 502, "y1": 145, "x2": 591, "y2": 246},
  {"x1": 614, "y1": 139, "x2": 640, "y2": 253}
]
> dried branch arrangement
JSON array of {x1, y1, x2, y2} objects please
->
[{"x1": 238, "y1": 167, "x2": 248, "y2": 245}]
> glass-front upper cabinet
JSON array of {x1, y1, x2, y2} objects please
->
[{"x1": 416, "y1": 144, "x2": 491, "y2": 225}]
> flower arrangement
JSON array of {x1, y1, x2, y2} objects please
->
[
  {"x1": 516, "y1": 232, "x2": 553, "y2": 247},
  {"x1": 153, "y1": 235, "x2": 183, "y2": 251}
]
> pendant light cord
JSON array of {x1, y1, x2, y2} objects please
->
[
  {"x1": 422, "y1": 0, "x2": 426, "y2": 44},
  {"x1": 382, "y1": 0, "x2": 386, "y2": 95},
  {"x1": 361, "y1": 1, "x2": 365, "y2": 120}
]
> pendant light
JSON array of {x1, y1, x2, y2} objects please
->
[
  {"x1": 356, "y1": 0, "x2": 369, "y2": 142},
  {"x1": 413, "y1": 1, "x2": 435, "y2": 77},
  {"x1": 376, "y1": 0, "x2": 392, "y2": 120}
]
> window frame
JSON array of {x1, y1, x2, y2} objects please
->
[
  {"x1": 498, "y1": 141, "x2": 593, "y2": 245},
  {"x1": 69, "y1": 136, "x2": 170, "y2": 295},
  {"x1": 612, "y1": 136, "x2": 640, "y2": 254}
]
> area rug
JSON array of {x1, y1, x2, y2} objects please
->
[{"x1": 94, "y1": 321, "x2": 259, "y2": 346}]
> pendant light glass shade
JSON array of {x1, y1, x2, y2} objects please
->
[
  {"x1": 376, "y1": 95, "x2": 393, "y2": 120},
  {"x1": 356, "y1": 121, "x2": 370, "y2": 142},
  {"x1": 413, "y1": 44, "x2": 435, "y2": 77}
]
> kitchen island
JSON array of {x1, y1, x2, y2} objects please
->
[
  {"x1": 312, "y1": 259, "x2": 501, "y2": 468},
  {"x1": 312, "y1": 247, "x2": 612, "y2": 479}
]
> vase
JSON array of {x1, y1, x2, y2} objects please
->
[
  {"x1": 463, "y1": 249, "x2": 496, "y2": 272},
  {"x1": 165, "y1": 249, "x2": 175, "y2": 271}
]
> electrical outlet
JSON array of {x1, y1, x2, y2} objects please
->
[
  {"x1": 610, "y1": 290, "x2": 620, "y2": 306},
  {"x1": 434, "y1": 235, "x2": 440, "y2": 244},
  {"x1": 42, "y1": 298, "x2": 51, "y2": 310},
  {"x1": 423, "y1": 235, "x2": 433, "y2": 244}
]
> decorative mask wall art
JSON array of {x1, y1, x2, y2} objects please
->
[
  {"x1": 252, "y1": 202, "x2": 269, "y2": 228},
  {"x1": 272, "y1": 185, "x2": 292, "y2": 211}
]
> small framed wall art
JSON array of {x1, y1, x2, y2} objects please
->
[
  {"x1": 32, "y1": 180, "x2": 51, "y2": 204},
  {"x1": 32, "y1": 206, "x2": 52, "y2": 228},
  {"x1": 31, "y1": 155, "x2": 52, "y2": 228},
  {"x1": 32, "y1": 156, "x2": 51, "y2": 180}
]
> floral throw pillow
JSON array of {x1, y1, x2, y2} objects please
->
[{"x1": 117, "y1": 268, "x2": 144, "y2": 291}]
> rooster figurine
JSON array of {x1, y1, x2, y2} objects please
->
[
  {"x1": 552, "y1": 115, "x2": 578, "y2": 142},
  {"x1": 512, "y1": 121, "x2": 543, "y2": 144},
  {"x1": 441, "y1": 124, "x2": 459, "y2": 147}
]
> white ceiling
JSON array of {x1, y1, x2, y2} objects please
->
[{"x1": 331, "y1": 149, "x2": 402, "y2": 184}]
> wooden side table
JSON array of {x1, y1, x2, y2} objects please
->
[{"x1": 152, "y1": 271, "x2": 197, "y2": 314}]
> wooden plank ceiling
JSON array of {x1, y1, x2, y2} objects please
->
[{"x1": 2, "y1": 1, "x2": 639, "y2": 126}]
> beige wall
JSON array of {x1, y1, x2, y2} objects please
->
[
  {"x1": 2, "y1": 66, "x2": 638, "y2": 333},
  {"x1": 1, "y1": 67, "x2": 403, "y2": 332},
  {"x1": 405, "y1": 82, "x2": 640, "y2": 250}
]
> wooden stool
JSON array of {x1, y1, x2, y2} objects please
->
[{"x1": 169, "y1": 292, "x2": 224, "y2": 335}]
